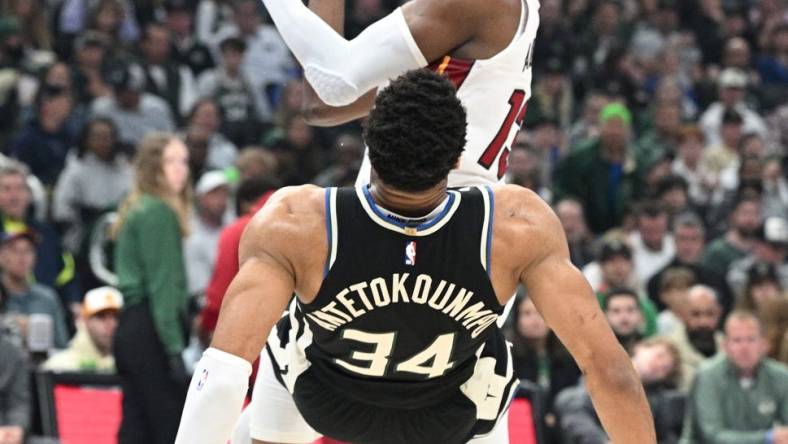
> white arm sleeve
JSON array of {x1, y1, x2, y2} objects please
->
[
  {"x1": 175, "y1": 348, "x2": 253, "y2": 444},
  {"x1": 261, "y1": 0, "x2": 428, "y2": 106}
]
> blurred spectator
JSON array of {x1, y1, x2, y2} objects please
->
[
  {"x1": 700, "y1": 108, "x2": 743, "y2": 191},
  {"x1": 1, "y1": 0, "x2": 51, "y2": 51},
  {"x1": 506, "y1": 295, "x2": 580, "y2": 431},
  {"x1": 634, "y1": 101, "x2": 682, "y2": 170},
  {"x1": 112, "y1": 134, "x2": 191, "y2": 444},
  {"x1": 699, "y1": 68, "x2": 768, "y2": 147},
  {"x1": 195, "y1": 0, "x2": 233, "y2": 45},
  {"x1": 761, "y1": 155, "x2": 788, "y2": 220},
  {"x1": 756, "y1": 23, "x2": 788, "y2": 87},
  {"x1": 701, "y1": 194, "x2": 761, "y2": 278},
  {"x1": 647, "y1": 212, "x2": 733, "y2": 315},
  {"x1": 139, "y1": 22, "x2": 197, "y2": 123},
  {"x1": 532, "y1": 0, "x2": 574, "y2": 73},
  {"x1": 184, "y1": 170, "x2": 231, "y2": 298},
  {"x1": 198, "y1": 176, "x2": 276, "y2": 340},
  {"x1": 654, "y1": 267, "x2": 695, "y2": 336},
  {"x1": 667, "y1": 285, "x2": 724, "y2": 389},
  {"x1": 313, "y1": 133, "x2": 364, "y2": 187},
  {"x1": 272, "y1": 115, "x2": 325, "y2": 185},
  {"x1": 555, "y1": 103, "x2": 642, "y2": 234},
  {"x1": 43, "y1": 285, "x2": 121, "y2": 372},
  {"x1": 656, "y1": 175, "x2": 691, "y2": 219},
  {"x1": 7, "y1": 82, "x2": 76, "y2": 186},
  {"x1": 629, "y1": 201, "x2": 676, "y2": 284},
  {"x1": 0, "y1": 164, "x2": 81, "y2": 307},
  {"x1": 567, "y1": 90, "x2": 608, "y2": 148},
  {"x1": 59, "y1": 0, "x2": 140, "y2": 46},
  {"x1": 555, "y1": 198, "x2": 595, "y2": 268},
  {"x1": 588, "y1": 238, "x2": 659, "y2": 336},
  {"x1": 0, "y1": 17, "x2": 24, "y2": 146},
  {"x1": 762, "y1": 298, "x2": 788, "y2": 365},
  {"x1": 0, "y1": 336, "x2": 28, "y2": 444},
  {"x1": 555, "y1": 337, "x2": 683, "y2": 444},
  {"x1": 0, "y1": 230, "x2": 69, "y2": 349},
  {"x1": 603, "y1": 288, "x2": 647, "y2": 352},
  {"x1": 524, "y1": 58, "x2": 574, "y2": 130},
  {"x1": 529, "y1": 116, "x2": 565, "y2": 189},
  {"x1": 766, "y1": 103, "x2": 788, "y2": 155},
  {"x1": 91, "y1": 63, "x2": 175, "y2": 149},
  {"x1": 727, "y1": 216, "x2": 788, "y2": 297},
  {"x1": 181, "y1": 98, "x2": 237, "y2": 178},
  {"x1": 196, "y1": 36, "x2": 258, "y2": 147},
  {"x1": 737, "y1": 262, "x2": 783, "y2": 315},
  {"x1": 166, "y1": 0, "x2": 214, "y2": 77},
  {"x1": 234, "y1": 146, "x2": 277, "y2": 182},
  {"x1": 52, "y1": 117, "x2": 132, "y2": 253},
  {"x1": 672, "y1": 125, "x2": 717, "y2": 207},
  {"x1": 505, "y1": 137, "x2": 552, "y2": 201},
  {"x1": 681, "y1": 311, "x2": 788, "y2": 443},
  {"x1": 69, "y1": 31, "x2": 112, "y2": 108},
  {"x1": 211, "y1": 0, "x2": 295, "y2": 123}
]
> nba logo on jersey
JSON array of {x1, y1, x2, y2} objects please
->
[
  {"x1": 197, "y1": 368, "x2": 208, "y2": 391},
  {"x1": 404, "y1": 241, "x2": 417, "y2": 266}
]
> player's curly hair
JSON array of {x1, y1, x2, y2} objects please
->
[{"x1": 364, "y1": 69, "x2": 467, "y2": 192}]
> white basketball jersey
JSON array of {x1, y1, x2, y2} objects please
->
[{"x1": 357, "y1": 0, "x2": 540, "y2": 188}]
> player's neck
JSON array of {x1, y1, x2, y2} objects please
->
[{"x1": 369, "y1": 183, "x2": 448, "y2": 218}]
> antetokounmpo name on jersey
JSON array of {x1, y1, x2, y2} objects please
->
[{"x1": 306, "y1": 273, "x2": 499, "y2": 338}]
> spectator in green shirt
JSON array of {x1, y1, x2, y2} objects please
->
[
  {"x1": 111, "y1": 133, "x2": 191, "y2": 444},
  {"x1": 681, "y1": 311, "x2": 788, "y2": 444},
  {"x1": 701, "y1": 194, "x2": 761, "y2": 278}
]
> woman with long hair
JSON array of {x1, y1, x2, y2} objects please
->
[{"x1": 111, "y1": 133, "x2": 191, "y2": 444}]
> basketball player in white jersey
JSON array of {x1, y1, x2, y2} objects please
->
[
  {"x1": 295, "y1": 0, "x2": 540, "y2": 188},
  {"x1": 175, "y1": 69, "x2": 655, "y2": 444}
]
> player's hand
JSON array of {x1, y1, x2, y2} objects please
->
[
  {"x1": 0, "y1": 426, "x2": 24, "y2": 444},
  {"x1": 773, "y1": 426, "x2": 788, "y2": 444}
]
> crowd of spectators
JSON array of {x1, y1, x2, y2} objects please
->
[{"x1": 0, "y1": 0, "x2": 786, "y2": 442}]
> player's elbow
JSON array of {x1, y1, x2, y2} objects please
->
[
  {"x1": 302, "y1": 101, "x2": 341, "y2": 127},
  {"x1": 584, "y1": 350, "x2": 641, "y2": 396}
]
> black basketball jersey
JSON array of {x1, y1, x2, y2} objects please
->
[{"x1": 287, "y1": 185, "x2": 504, "y2": 410}]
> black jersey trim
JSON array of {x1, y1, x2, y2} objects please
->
[{"x1": 356, "y1": 186, "x2": 462, "y2": 236}]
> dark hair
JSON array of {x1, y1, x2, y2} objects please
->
[
  {"x1": 636, "y1": 200, "x2": 667, "y2": 219},
  {"x1": 657, "y1": 174, "x2": 688, "y2": 197},
  {"x1": 235, "y1": 176, "x2": 278, "y2": 216},
  {"x1": 363, "y1": 69, "x2": 466, "y2": 192},
  {"x1": 77, "y1": 117, "x2": 119, "y2": 158},
  {"x1": 603, "y1": 288, "x2": 640, "y2": 310}
]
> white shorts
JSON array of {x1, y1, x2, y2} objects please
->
[{"x1": 245, "y1": 351, "x2": 321, "y2": 443}]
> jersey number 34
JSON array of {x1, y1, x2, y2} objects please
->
[
  {"x1": 477, "y1": 90, "x2": 528, "y2": 180},
  {"x1": 335, "y1": 329, "x2": 456, "y2": 379}
]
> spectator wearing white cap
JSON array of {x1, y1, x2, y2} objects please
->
[
  {"x1": 727, "y1": 216, "x2": 788, "y2": 297},
  {"x1": 699, "y1": 67, "x2": 768, "y2": 147},
  {"x1": 184, "y1": 170, "x2": 232, "y2": 297},
  {"x1": 43, "y1": 286, "x2": 122, "y2": 372}
]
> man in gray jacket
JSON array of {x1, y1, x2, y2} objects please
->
[
  {"x1": 681, "y1": 311, "x2": 788, "y2": 444},
  {"x1": 0, "y1": 335, "x2": 29, "y2": 444}
]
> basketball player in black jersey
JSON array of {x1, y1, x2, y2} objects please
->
[{"x1": 175, "y1": 70, "x2": 656, "y2": 444}]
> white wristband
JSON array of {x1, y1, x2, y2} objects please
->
[{"x1": 175, "y1": 348, "x2": 252, "y2": 444}]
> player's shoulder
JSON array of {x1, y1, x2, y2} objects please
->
[
  {"x1": 489, "y1": 184, "x2": 566, "y2": 252},
  {"x1": 245, "y1": 185, "x2": 326, "y2": 242}
]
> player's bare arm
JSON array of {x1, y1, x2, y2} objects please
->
[
  {"x1": 491, "y1": 185, "x2": 657, "y2": 443},
  {"x1": 174, "y1": 186, "x2": 326, "y2": 444},
  {"x1": 289, "y1": 0, "x2": 522, "y2": 126}
]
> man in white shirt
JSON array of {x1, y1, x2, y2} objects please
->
[{"x1": 629, "y1": 202, "x2": 676, "y2": 284}]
